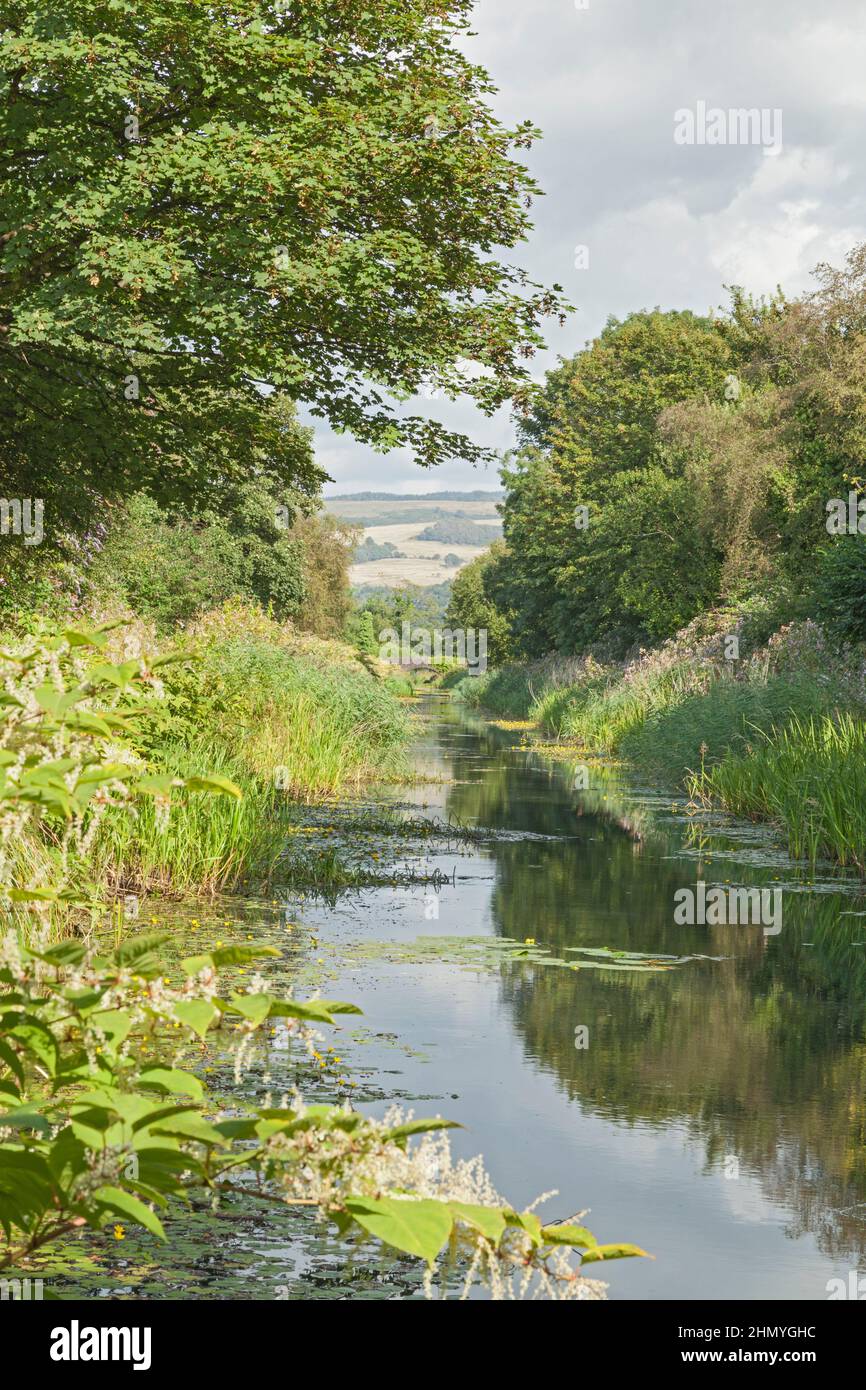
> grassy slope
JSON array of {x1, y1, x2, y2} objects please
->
[
  {"x1": 91, "y1": 602, "x2": 412, "y2": 895},
  {"x1": 454, "y1": 619, "x2": 866, "y2": 869}
]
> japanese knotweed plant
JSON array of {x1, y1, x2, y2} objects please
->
[
  {"x1": 0, "y1": 620, "x2": 240, "y2": 925},
  {"x1": 0, "y1": 932, "x2": 647, "y2": 1299}
]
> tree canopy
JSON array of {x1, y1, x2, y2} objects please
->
[
  {"x1": 1, "y1": 0, "x2": 564, "y2": 539},
  {"x1": 489, "y1": 250, "x2": 866, "y2": 658}
]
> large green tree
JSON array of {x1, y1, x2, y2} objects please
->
[
  {"x1": 445, "y1": 539, "x2": 514, "y2": 664},
  {"x1": 497, "y1": 311, "x2": 736, "y2": 654},
  {"x1": 0, "y1": 0, "x2": 564, "y2": 540}
]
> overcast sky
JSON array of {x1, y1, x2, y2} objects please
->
[{"x1": 318, "y1": 0, "x2": 866, "y2": 496}]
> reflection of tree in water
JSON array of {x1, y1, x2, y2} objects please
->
[{"x1": 437, "y1": 710, "x2": 866, "y2": 1262}]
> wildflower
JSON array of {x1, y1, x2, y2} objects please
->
[{"x1": 113, "y1": 1225, "x2": 125, "y2": 1241}]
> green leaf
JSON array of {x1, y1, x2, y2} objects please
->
[
  {"x1": 172, "y1": 999, "x2": 217, "y2": 1039},
  {"x1": 504, "y1": 1210, "x2": 543, "y2": 1246},
  {"x1": 580, "y1": 1242, "x2": 651, "y2": 1264},
  {"x1": 0, "y1": 1105, "x2": 51, "y2": 1134},
  {"x1": 183, "y1": 774, "x2": 243, "y2": 798},
  {"x1": 449, "y1": 1201, "x2": 506, "y2": 1246},
  {"x1": 181, "y1": 943, "x2": 280, "y2": 973},
  {"x1": 137, "y1": 1068, "x2": 204, "y2": 1100},
  {"x1": 344, "y1": 1195, "x2": 453, "y2": 1266},
  {"x1": 383, "y1": 1117, "x2": 460, "y2": 1145},
  {"x1": 114, "y1": 933, "x2": 171, "y2": 971},
  {"x1": 93, "y1": 1185, "x2": 165, "y2": 1240},
  {"x1": 229, "y1": 994, "x2": 271, "y2": 1027},
  {"x1": 264, "y1": 997, "x2": 362, "y2": 1024},
  {"x1": 89, "y1": 1010, "x2": 133, "y2": 1047},
  {"x1": 133, "y1": 774, "x2": 180, "y2": 797},
  {"x1": 540, "y1": 1223, "x2": 598, "y2": 1248},
  {"x1": 63, "y1": 628, "x2": 108, "y2": 651},
  {"x1": 31, "y1": 940, "x2": 87, "y2": 967},
  {"x1": 149, "y1": 1113, "x2": 227, "y2": 1145},
  {"x1": 89, "y1": 661, "x2": 141, "y2": 690},
  {"x1": 130, "y1": 1103, "x2": 200, "y2": 1134}
]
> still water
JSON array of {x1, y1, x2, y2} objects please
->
[
  {"x1": 298, "y1": 695, "x2": 866, "y2": 1301},
  {"x1": 56, "y1": 695, "x2": 866, "y2": 1299}
]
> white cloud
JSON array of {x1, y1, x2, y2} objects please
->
[{"x1": 315, "y1": 0, "x2": 866, "y2": 491}]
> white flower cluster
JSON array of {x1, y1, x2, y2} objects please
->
[{"x1": 268, "y1": 1101, "x2": 608, "y2": 1302}]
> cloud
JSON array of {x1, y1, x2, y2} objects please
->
[{"x1": 318, "y1": 0, "x2": 866, "y2": 492}]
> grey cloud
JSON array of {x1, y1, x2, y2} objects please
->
[{"x1": 318, "y1": 0, "x2": 866, "y2": 493}]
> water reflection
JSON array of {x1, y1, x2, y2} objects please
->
[{"x1": 423, "y1": 698, "x2": 866, "y2": 1273}]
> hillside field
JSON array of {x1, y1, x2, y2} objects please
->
[{"x1": 323, "y1": 492, "x2": 502, "y2": 588}]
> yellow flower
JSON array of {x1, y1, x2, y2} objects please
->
[
  {"x1": 524, "y1": 937, "x2": 535, "y2": 945},
  {"x1": 113, "y1": 1225, "x2": 125, "y2": 1241}
]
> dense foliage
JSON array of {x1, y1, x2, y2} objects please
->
[
  {"x1": 85, "y1": 484, "x2": 354, "y2": 636},
  {"x1": 414, "y1": 518, "x2": 502, "y2": 545},
  {"x1": 445, "y1": 541, "x2": 515, "y2": 666},
  {"x1": 484, "y1": 251, "x2": 866, "y2": 659},
  {"x1": 1, "y1": 0, "x2": 565, "y2": 549},
  {"x1": 0, "y1": 622, "x2": 645, "y2": 1297}
]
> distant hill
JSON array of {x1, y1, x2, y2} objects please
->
[
  {"x1": 333, "y1": 490, "x2": 502, "y2": 589},
  {"x1": 414, "y1": 518, "x2": 502, "y2": 545},
  {"x1": 323, "y1": 490, "x2": 502, "y2": 528},
  {"x1": 327, "y1": 490, "x2": 502, "y2": 502},
  {"x1": 353, "y1": 537, "x2": 405, "y2": 563}
]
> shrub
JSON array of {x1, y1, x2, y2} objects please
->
[{"x1": 812, "y1": 536, "x2": 866, "y2": 644}]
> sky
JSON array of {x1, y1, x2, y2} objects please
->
[{"x1": 318, "y1": 0, "x2": 866, "y2": 496}]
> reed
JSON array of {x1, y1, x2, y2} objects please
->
[{"x1": 690, "y1": 712, "x2": 866, "y2": 871}]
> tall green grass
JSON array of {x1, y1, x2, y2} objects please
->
[
  {"x1": 457, "y1": 621, "x2": 866, "y2": 870},
  {"x1": 454, "y1": 664, "x2": 540, "y2": 718},
  {"x1": 458, "y1": 656, "x2": 836, "y2": 782},
  {"x1": 622, "y1": 673, "x2": 834, "y2": 781},
  {"x1": 690, "y1": 712, "x2": 866, "y2": 870},
  {"x1": 76, "y1": 613, "x2": 412, "y2": 898},
  {"x1": 91, "y1": 742, "x2": 287, "y2": 896},
  {"x1": 182, "y1": 636, "x2": 410, "y2": 799}
]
